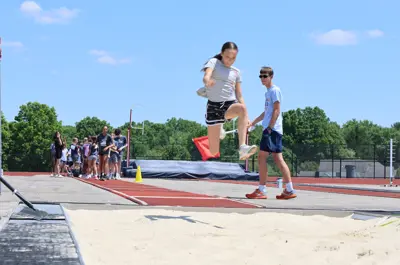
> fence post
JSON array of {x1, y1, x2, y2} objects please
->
[
  {"x1": 373, "y1": 145, "x2": 376, "y2": 179},
  {"x1": 331, "y1": 144, "x2": 334, "y2": 178},
  {"x1": 291, "y1": 150, "x2": 294, "y2": 176},
  {"x1": 384, "y1": 146, "x2": 387, "y2": 179}
]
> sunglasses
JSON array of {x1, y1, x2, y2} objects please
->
[{"x1": 259, "y1": 74, "x2": 270, "y2": 79}]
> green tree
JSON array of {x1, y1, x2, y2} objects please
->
[
  {"x1": 131, "y1": 118, "x2": 206, "y2": 160},
  {"x1": 282, "y1": 107, "x2": 351, "y2": 171},
  {"x1": 164, "y1": 118, "x2": 205, "y2": 160},
  {"x1": 392, "y1": 122, "x2": 400, "y2": 130},
  {"x1": 75, "y1": 116, "x2": 112, "y2": 140},
  {"x1": 61, "y1": 125, "x2": 77, "y2": 144},
  {"x1": 283, "y1": 107, "x2": 345, "y2": 145},
  {"x1": 1, "y1": 112, "x2": 10, "y2": 171},
  {"x1": 342, "y1": 119, "x2": 386, "y2": 160},
  {"x1": 7, "y1": 102, "x2": 62, "y2": 171}
]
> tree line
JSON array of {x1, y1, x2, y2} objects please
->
[{"x1": 1, "y1": 101, "x2": 399, "y2": 172}]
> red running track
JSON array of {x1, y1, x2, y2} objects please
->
[
  {"x1": 4, "y1": 172, "x2": 397, "y2": 185},
  {"x1": 201, "y1": 177, "x2": 397, "y2": 185},
  {"x1": 75, "y1": 178, "x2": 260, "y2": 208},
  {"x1": 4, "y1": 172, "x2": 396, "y2": 186},
  {"x1": 201, "y1": 180, "x2": 400, "y2": 199}
]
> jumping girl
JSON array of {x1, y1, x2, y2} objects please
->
[{"x1": 201, "y1": 41, "x2": 258, "y2": 160}]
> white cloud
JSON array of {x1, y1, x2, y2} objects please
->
[
  {"x1": 366, "y1": 29, "x2": 384, "y2": 38},
  {"x1": 89, "y1": 50, "x2": 131, "y2": 65},
  {"x1": 89, "y1": 50, "x2": 108, "y2": 57},
  {"x1": 311, "y1": 29, "x2": 358, "y2": 46},
  {"x1": 2, "y1": 41, "x2": 24, "y2": 48},
  {"x1": 20, "y1": 1, "x2": 79, "y2": 24}
]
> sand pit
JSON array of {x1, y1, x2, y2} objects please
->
[{"x1": 65, "y1": 208, "x2": 400, "y2": 265}]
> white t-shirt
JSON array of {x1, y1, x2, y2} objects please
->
[
  {"x1": 203, "y1": 58, "x2": 242, "y2": 102},
  {"x1": 61, "y1": 148, "x2": 68, "y2": 161},
  {"x1": 262, "y1": 85, "x2": 283, "y2": 135}
]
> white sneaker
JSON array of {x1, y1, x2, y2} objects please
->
[
  {"x1": 238, "y1": 144, "x2": 258, "y2": 160},
  {"x1": 116, "y1": 173, "x2": 121, "y2": 180}
]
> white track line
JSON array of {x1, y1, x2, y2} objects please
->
[
  {"x1": 223, "y1": 197, "x2": 264, "y2": 208},
  {"x1": 102, "y1": 188, "x2": 149, "y2": 206},
  {"x1": 134, "y1": 196, "x2": 227, "y2": 200},
  {"x1": 132, "y1": 195, "x2": 264, "y2": 208}
]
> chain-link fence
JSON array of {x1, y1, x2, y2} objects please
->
[
  {"x1": 132, "y1": 143, "x2": 399, "y2": 179},
  {"x1": 287, "y1": 143, "x2": 399, "y2": 179}
]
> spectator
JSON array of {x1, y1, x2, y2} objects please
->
[
  {"x1": 50, "y1": 142, "x2": 56, "y2": 176},
  {"x1": 108, "y1": 132, "x2": 119, "y2": 179},
  {"x1": 113, "y1": 128, "x2": 127, "y2": 179},
  {"x1": 86, "y1": 136, "x2": 99, "y2": 179},
  {"x1": 53, "y1": 131, "x2": 64, "y2": 177},
  {"x1": 59, "y1": 143, "x2": 70, "y2": 175},
  {"x1": 70, "y1": 137, "x2": 81, "y2": 177},
  {"x1": 82, "y1": 137, "x2": 90, "y2": 177},
  {"x1": 97, "y1": 126, "x2": 113, "y2": 180}
]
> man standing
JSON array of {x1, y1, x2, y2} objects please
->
[
  {"x1": 97, "y1": 126, "x2": 113, "y2": 180},
  {"x1": 245, "y1": 66, "x2": 296, "y2": 200},
  {"x1": 113, "y1": 128, "x2": 127, "y2": 179}
]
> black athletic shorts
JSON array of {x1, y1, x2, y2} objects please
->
[
  {"x1": 98, "y1": 148, "x2": 108, "y2": 156},
  {"x1": 205, "y1": 100, "x2": 237, "y2": 126},
  {"x1": 55, "y1": 150, "x2": 62, "y2": 160}
]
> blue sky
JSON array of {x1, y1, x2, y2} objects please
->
[{"x1": 0, "y1": 0, "x2": 399, "y2": 129}]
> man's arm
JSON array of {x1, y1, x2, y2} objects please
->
[
  {"x1": 103, "y1": 136, "x2": 114, "y2": 151},
  {"x1": 118, "y1": 136, "x2": 128, "y2": 152},
  {"x1": 268, "y1": 102, "x2": 280, "y2": 128},
  {"x1": 251, "y1": 112, "x2": 265, "y2": 126}
]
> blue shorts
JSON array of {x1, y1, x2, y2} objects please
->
[
  {"x1": 72, "y1": 155, "x2": 81, "y2": 163},
  {"x1": 260, "y1": 129, "x2": 283, "y2": 153},
  {"x1": 109, "y1": 153, "x2": 121, "y2": 163}
]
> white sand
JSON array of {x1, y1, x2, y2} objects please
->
[{"x1": 65, "y1": 208, "x2": 400, "y2": 265}]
